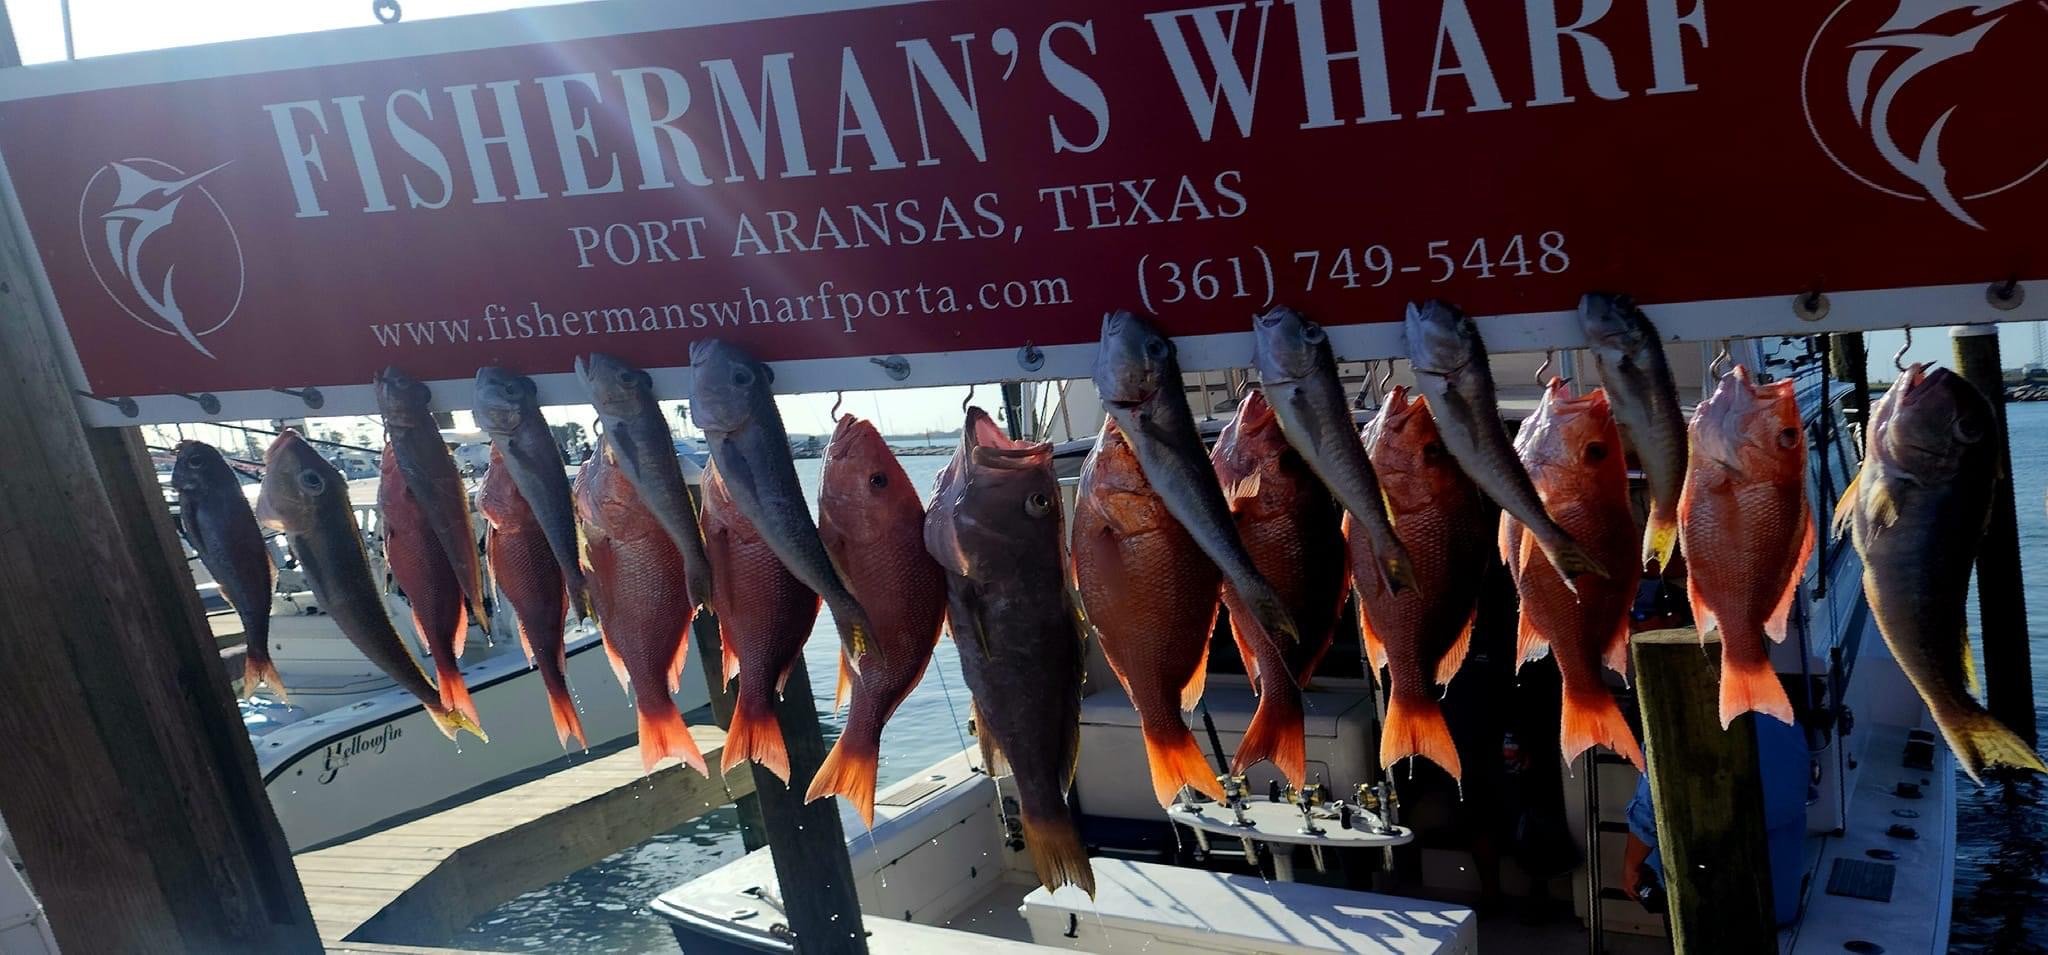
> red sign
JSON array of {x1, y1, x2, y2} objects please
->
[{"x1": 1, "y1": 0, "x2": 2043, "y2": 423}]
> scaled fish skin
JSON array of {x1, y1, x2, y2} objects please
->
[
  {"x1": 807, "y1": 415, "x2": 946, "y2": 827},
  {"x1": 926, "y1": 408, "x2": 1093, "y2": 897},
  {"x1": 1075, "y1": 418, "x2": 1229, "y2": 808},
  {"x1": 374, "y1": 367, "x2": 492, "y2": 633},
  {"x1": 574, "y1": 436, "x2": 708, "y2": 775},
  {"x1": 480, "y1": 445, "x2": 586, "y2": 751},
  {"x1": 1357, "y1": 387, "x2": 1492, "y2": 781},
  {"x1": 475, "y1": 366, "x2": 591, "y2": 621},
  {"x1": 1502, "y1": 380, "x2": 1643, "y2": 769},
  {"x1": 380, "y1": 443, "x2": 483, "y2": 730},
  {"x1": 1210, "y1": 391, "x2": 1350, "y2": 788},
  {"x1": 1580, "y1": 293, "x2": 1689, "y2": 572},
  {"x1": 1678, "y1": 366, "x2": 1810, "y2": 727},
  {"x1": 577, "y1": 353, "x2": 716, "y2": 613},
  {"x1": 173, "y1": 440, "x2": 285, "y2": 700},
  {"x1": 1251, "y1": 305, "x2": 1414, "y2": 594},
  {"x1": 1407, "y1": 300, "x2": 1606, "y2": 589},
  {"x1": 702, "y1": 459, "x2": 821, "y2": 784},
  {"x1": 1093, "y1": 310, "x2": 1300, "y2": 649},
  {"x1": 1845, "y1": 365, "x2": 2045, "y2": 783},
  {"x1": 254, "y1": 431, "x2": 484, "y2": 741},
  {"x1": 690, "y1": 339, "x2": 877, "y2": 670}
]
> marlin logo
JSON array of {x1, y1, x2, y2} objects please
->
[{"x1": 99, "y1": 161, "x2": 231, "y2": 357}]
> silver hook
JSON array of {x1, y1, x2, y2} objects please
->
[
  {"x1": 830, "y1": 391, "x2": 845, "y2": 420},
  {"x1": 1709, "y1": 341, "x2": 1732, "y2": 380},
  {"x1": 1535, "y1": 351, "x2": 1554, "y2": 386},
  {"x1": 962, "y1": 383, "x2": 976, "y2": 413},
  {"x1": 1376, "y1": 359, "x2": 1395, "y2": 395},
  {"x1": 1894, "y1": 326, "x2": 1912, "y2": 373}
]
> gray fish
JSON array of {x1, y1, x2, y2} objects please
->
[
  {"x1": 576, "y1": 353, "x2": 716, "y2": 612},
  {"x1": 375, "y1": 367, "x2": 492, "y2": 632},
  {"x1": 474, "y1": 366, "x2": 591, "y2": 620},
  {"x1": 1579, "y1": 293, "x2": 1688, "y2": 571},
  {"x1": 1405, "y1": 300, "x2": 1605, "y2": 588},
  {"x1": 1843, "y1": 365, "x2": 2045, "y2": 783},
  {"x1": 1094, "y1": 310, "x2": 1301, "y2": 645},
  {"x1": 173, "y1": 440, "x2": 284, "y2": 700},
  {"x1": 689, "y1": 339, "x2": 877, "y2": 670},
  {"x1": 1252, "y1": 305, "x2": 1416, "y2": 593},
  {"x1": 254, "y1": 431, "x2": 485, "y2": 741}
]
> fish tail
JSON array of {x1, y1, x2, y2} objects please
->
[
  {"x1": 1641, "y1": 511, "x2": 1679, "y2": 573},
  {"x1": 1380, "y1": 694, "x2": 1462, "y2": 783},
  {"x1": 635, "y1": 700, "x2": 708, "y2": 776},
  {"x1": 720, "y1": 689, "x2": 791, "y2": 783},
  {"x1": 805, "y1": 730, "x2": 880, "y2": 828},
  {"x1": 539, "y1": 658, "x2": 588, "y2": 752},
  {"x1": 1018, "y1": 809, "x2": 1096, "y2": 899},
  {"x1": 435, "y1": 659, "x2": 483, "y2": 730},
  {"x1": 1718, "y1": 653, "x2": 1794, "y2": 729},
  {"x1": 1140, "y1": 723, "x2": 1227, "y2": 807},
  {"x1": 1560, "y1": 686, "x2": 1642, "y2": 770},
  {"x1": 427, "y1": 704, "x2": 489, "y2": 743},
  {"x1": 1233, "y1": 676, "x2": 1307, "y2": 788},
  {"x1": 241, "y1": 655, "x2": 290, "y2": 703},
  {"x1": 1936, "y1": 702, "x2": 2048, "y2": 784}
]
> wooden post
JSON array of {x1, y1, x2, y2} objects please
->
[
  {"x1": 744, "y1": 655, "x2": 869, "y2": 954},
  {"x1": 1828, "y1": 333, "x2": 1871, "y2": 444},
  {"x1": 1952, "y1": 325, "x2": 2036, "y2": 746},
  {"x1": 690, "y1": 609, "x2": 769, "y2": 852},
  {"x1": 1630, "y1": 630, "x2": 1776, "y2": 954}
]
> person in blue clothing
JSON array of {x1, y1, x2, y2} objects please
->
[{"x1": 1622, "y1": 715, "x2": 1812, "y2": 924}]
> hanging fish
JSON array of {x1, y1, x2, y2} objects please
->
[
  {"x1": 702, "y1": 458, "x2": 820, "y2": 784},
  {"x1": 1678, "y1": 365, "x2": 1809, "y2": 727},
  {"x1": 1209, "y1": 391, "x2": 1350, "y2": 788},
  {"x1": 380, "y1": 442, "x2": 482, "y2": 730},
  {"x1": 255, "y1": 431, "x2": 484, "y2": 741},
  {"x1": 172, "y1": 440, "x2": 284, "y2": 700},
  {"x1": 578, "y1": 353, "x2": 716, "y2": 612},
  {"x1": 474, "y1": 366, "x2": 591, "y2": 621},
  {"x1": 926, "y1": 408, "x2": 1092, "y2": 897},
  {"x1": 807, "y1": 414, "x2": 946, "y2": 826},
  {"x1": 480, "y1": 445, "x2": 585, "y2": 751},
  {"x1": 374, "y1": 367, "x2": 491, "y2": 632},
  {"x1": 1580, "y1": 293, "x2": 1689, "y2": 572},
  {"x1": 1075, "y1": 417, "x2": 1229, "y2": 807},
  {"x1": 1502, "y1": 380, "x2": 1643, "y2": 768},
  {"x1": 1357, "y1": 387, "x2": 1492, "y2": 781},
  {"x1": 574, "y1": 436, "x2": 707, "y2": 775},
  {"x1": 1842, "y1": 365, "x2": 2046, "y2": 783}
]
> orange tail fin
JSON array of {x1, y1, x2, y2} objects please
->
[
  {"x1": 636, "y1": 701, "x2": 708, "y2": 776},
  {"x1": 242, "y1": 656, "x2": 290, "y2": 703},
  {"x1": 1560, "y1": 686, "x2": 1643, "y2": 769},
  {"x1": 721, "y1": 691, "x2": 792, "y2": 783},
  {"x1": 436, "y1": 660, "x2": 483, "y2": 730},
  {"x1": 545, "y1": 685, "x2": 589, "y2": 752},
  {"x1": 1380, "y1": 694, "x2": 1462, "y2": 782},
  {"x1": 1141, "y1": 724, "x2": 1227, "y2": 807},
  {"x1": 1233, "y1": 680, "x2": 1307, "y2": 788},
  {"x1": 806, "y1": 735, "x2": 880, "y2": 828},
  {"x1": 1719, "y1": 653, "x2": 1793, "y2": 729},
  {"x1": 1018, "y1": 810, "x2": 1096, "y2": 898}
]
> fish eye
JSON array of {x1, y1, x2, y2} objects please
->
[
  {"x1": 1953, "y1": 416, "x2": 1985, "y2": 444},
  {"x1": 297, "y1": 470, "x2": 326, "y2": 493},
  {"x1": 869, "y1": 472, "x2": 888, "y2": 489},
  {"x1": 733, "y1": 366, "x2": 753, "y2": 387},
  {"x1": 1777, "y1": 427, "x2": 1800, "y2": 449},
  {"x1": 1024, "y1": 492, "x2": 1053, "y2": 518},
  {"x1": 1143, "y1": 337, "x2": 1169, "y2": 360},
  {"x1": 1302, "y1": 322, "x2": 1326, "y2": 344},
  {"x1": 1422, "y1": 441, "x2": 1446, "y2": 459},
  {"x1": 615, "y1": 369, "x2": 635, "y2": 386},
  {"x1": 1583, "y1": 442, "x2": 1607, "y2": 463}
]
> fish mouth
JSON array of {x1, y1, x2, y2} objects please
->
[
  {"x1": 963, "y1": 408, "x2": 1050, "y2": 469},
  {"x1": 827, "y1": 414, "x2": 877, "y2": 459}
]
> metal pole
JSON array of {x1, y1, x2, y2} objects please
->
[{"x1": 1951, "y1": 325, "x2": 2036, "y2": 746}]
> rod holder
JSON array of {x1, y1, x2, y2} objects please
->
[
  {"x1": 74, "y1": 390, "x2": 139, "y2": 418},
  {"x1": 273, "y1": 386, "x2": 325, "y2": 409},
  {"x1": 869, "y1": 355, "x2": 910, "y2": 381},
  {"x1": 177, "y1": 392, "x2": 222, "y2": 415},
  {"x1": 1016, "y1": 342, "x2": 1045, "y2": 372},
  {"x1": 1795, "y1": 290, "x2": 1830, "y2": 322},
  {"x1": 1987, "y1": 279, "x2": 2025, "y2": 311}
]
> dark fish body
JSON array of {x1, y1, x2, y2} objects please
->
[
  {"x1": 702, "y1": 460, "x2": 821, "y2": 784},
  {"x1": 1406, "y1": 300, "x2": 1605, "y2": 587},
  {"x1": 474, "y1": 366, "x2": 590, "y2": 620},
  {"x1": 254, "y1": 431, "x2": 483, "y2": 741},
  {"x1": 576, "y1": 353, "x2": 715, "y2": 612},
  {"x1": 173, "y1": 441, "x2": 284, "y2": 700},
  {"x1": 1251, "y1": 306, "x2": 1414, "y2": 592},
  {"x1": 374, "y1": 367, "x2": 491, "y2": 632},
  {"x1": 1093, "y1": 309, "x2": 1300, "y2": 648},
  {"x1": 380, "y1": 444, "x2": 482, "y2": 730},
  {"x1": 480, "y1": 446, "x2": 585, "y2": 751},
  {"x1": 1848, "y1": 365, "x2": 2045, "y2": 783},
  {"x1": 926, "y1": 408, "x2": 1092, "y2": 897},
  {"x1": 689, "y1": 339, "x2": 876, "y2": 669},
  {"x1": 1579, "y1": 293, "x2": 1689, "y2": 571}
]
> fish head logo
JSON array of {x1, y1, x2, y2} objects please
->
[
  {"x1": 1801, "y1": 0, "x2": 2048, "y2": 230},
  {"x1": 77, "y1": 158, "x2": 244, "y2": 358}
]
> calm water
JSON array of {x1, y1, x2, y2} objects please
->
[{"x1": 463, "y1": 409, "x2": 2048, "y2": 954}]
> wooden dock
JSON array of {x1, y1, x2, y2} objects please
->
[{"x1": 297, "y1": 725, "x2": 753, "y2": 948}]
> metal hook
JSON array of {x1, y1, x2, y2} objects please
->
[
  {"x1": 272, "y1": 386, "x2": 324, "y2": 410},
  {"x1": 830, "y1": 391, "x2": 845, "y2": 420},
  {"x1": 962, "y1": 383, "x2": 976, "y2": 413},
  {"x1": 1893, "y1": 326, "x2": 1912, "y2": 373},
  {"x1": 74, "y1": 390, "x2": 139, "y2": 418},
  {"x1": 1535, "y1": 351, "x2": 1554, "y2": 386},
  {"x1": 1709, "y1": 341, "x2": 1732, "y2": 380},
  {"x1": 1375, "y1": 359, "x2": 1395, "y2": 396}
]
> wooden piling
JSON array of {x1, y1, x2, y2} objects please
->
[
  {"x1": 742, "y1": 655, "x2": 870, "y2": 954},
  {"x1": 690, "y1": 609, "x2": 769, "y2": 851},
  {"x1": 1951, "y1": 325, "x2": 2036, "y2": 746},
  {"x1": 1630, "y1": 630, "x2": 1776, "y2": 954},
  {"x1": 1828, "y1": 333, "x2": 1871, "y2": 444}
]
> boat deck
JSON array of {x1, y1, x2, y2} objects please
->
[{"x1": 296, "y1": 724, "x2": 751, "y2": 948}]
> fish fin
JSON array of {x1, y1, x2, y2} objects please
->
[
  {"x1": 1293, "y1": 627, "x2": 1335, "y2": 688},
  {"x1": 774, "y1": 657, "x2": 796, "y2": 698},
  {"x1": 435, "y1": 659, "x2": 483, "y2": 730},
  {"x1": 546, "y1": 683, "x2": 588, "y2": 752},
  {"x1": 1935, "y1": 702, "x2": 2047, "y2": 784},
  {"x1": 1831, "y1": 470, "x2": 1861, "y2": 540},
  {"x1": 450, "y1": 602, "x2": 469, "y2": 659},
  {"x1": 241, "y1": 656, "x2": 290, "y2": 704},
  {"x1": 1226, "y1": 602, "x2": 1265, "y2": 686},
  {"x1": 600, "y1": 633, "x2": 632, "y2": 695},
  {"x1": 833, "y1": 651, "x2": 854, "y2": 713},
  {"x1": 1686, "y1": 570, "x2": 1718, "y2": 642},
  {"x1": 1560, "y1": 687, "x2": 1643, "y2": 770},
  {"x1": 636, "y1": 703, "x2": 708, "y2": 776},
  {"x1": 427, "y1": 704, "x2": 489, "y2": 743},
  {"x1": 1225, "y1": 469, "x2": 1261, "y2": 506},
  {"x1": 512, "y1": 619, "x2": 538, "y2": 667},
  {"x1": 1498, "y1": 515, "x2": 1518, "y2": 580},
  {"x1": 970, "y1": 701, "x2": 1009, "y2": 777},
  {"x1": 1962, "y1": 636, "x2": 1981, "y2": 697},
  {"x1": 1233, "y1": 675, "x2": 1307, "y2": 788},
  {"x1": 806, "y1": 733, "x2": 880, "y2": 829},
  {"x1": 1719, "y1": 655, "x2": 1794, "y2": 729},
  {"x1": 1018, "y1": 809, "x2": 1095, "y2": 899},
  {"x1": 1515, "y1": 610, "x2": 1551, "y2": 670},
  {"x1": 1142, "y1": 723, "x2": 1227, "y2": 807},
  {"x1": 720, "y1": 628, "x2": 741, "y2": 690},
  {"x1": 1181, "y1": 626, "x2": 1213, "y2": 712},
  {"x1": 1380, "y1": 695, "x2": 1462, "y2": 783},
  {"x1": 1641, "y1": 505, "x2": 1679, "y2": 574},
  {"x1": 1354, "y1": 597, "x2": 1388, "y2": 675},
  {"x1": 1765, "y1": 500, "x2": 1815, "y2": 643},
  {"x1": 721, "y1": 688, "x2": 791, "y2": 783},
  {"x1": 1605, "y1": 617, "x2": 1632, "y2": 682},
  {"x1": 667, "y1": 617, "x2": 694, "y2": 696},
  {"x1": 1433, "y1": 610, "x2": 1477, "y2": 688}
]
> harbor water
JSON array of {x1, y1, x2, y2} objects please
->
[{"x1": 462, "y1": 407, "x2": 2048, "y2": 954}]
